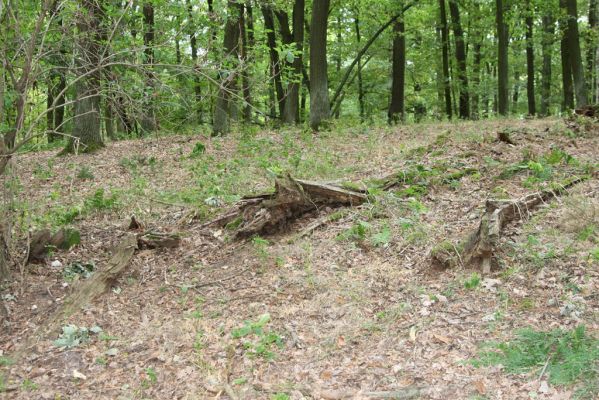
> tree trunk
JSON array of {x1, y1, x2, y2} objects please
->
[
  {"x1": 141, "y1": 2, "x2": 157, "y2": 133},
  {"x1": 354, "y1": 12, "x2": 365, "y2": 122},
  {"x1": 283, "y1": 0, "x2": 305, "y2": 124},
  {"x1": 309, "y1": 0, "x2": 331, "y2": 131},
  {"x1": 448, "y1": 0, "x2": 469, "y2": 119},
  {"x1": 240, "y1": 3, "x2": 252, "y2": 122},
  {"x1": 496, "y1": 0, "x2": 509, "y2": 116},
  {"x1": 512, "y1": 69, "x2": 520, "y2": 113},
  {"x1": 333, "y1": 14, "x2": 342, "y2": 119},
  {"x1": 472, "y1": 41, "x2": 482, "y2": 120},
  {"x1": 525, "y1": 0, "x2": 536, "y2": 116},
  {"x1": 105, "y1": 100, "x2": 116, "y2": 140},
  {"x1": 388, "y1": 12, "x2": 406, "y2": 124},
  {"x1": 66, "y1": 0, "x2": 104, "y2": 153},
  {"x1": 540, "y1": 14, "x2": 554, "y2": 116},
  {"x1": 262, "y1": 6, "x2": 285, "y2": 118},
  {"x1": 186, "y1": 0, "x2": 203, "y2": 123},
  {"x1": 439, "y1": 0, "x2": 452, "y2": 119},
  {"x1": 565, "y1": 0, "x2": 588, "y2": 107},
  {"x1": 213, "y1": 1, "x2": 240, "y2": 136},
  {"x1": 560, "y1": 0, "x2": 575, "y2": 111},
  {"x1": 588, "y1": 0, "x2": 598, "y2": 102}
]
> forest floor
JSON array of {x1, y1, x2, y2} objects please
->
[{"x1": 0, "y1": 118, "x2": 598, "y2": 400}]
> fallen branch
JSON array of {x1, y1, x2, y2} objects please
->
[
  {"x1": 432, "y1": 177, "x2": 587, "y2": 272},
  {"x1": 203, "y1": 174, "x2": 367, "y2": 238}
]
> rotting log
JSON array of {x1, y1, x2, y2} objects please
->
[
  {"x1": 432, "y1": 177, "x2": 587, "y2": 273},
  {"x1": 14, "y1": 235, "x2": 137, "y2": 359},
  {"x1": 203, "y1": 174, "x2": 368, "y2": 238}
]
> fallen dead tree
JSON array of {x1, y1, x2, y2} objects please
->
[
  {"x1": 202, "y1": 174, "x2": 368, "y2": 238},
  {"x1": 431, "y1": 177, "x2": 587, "y2": 273}
]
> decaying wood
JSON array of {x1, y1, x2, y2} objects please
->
[
  {"x1": 205, "y1": 174, "x2": 367, "y2": 238},
  {"x1": 433, "y1": 177, "x2": 585, "y2": 272},
  {"x1": 137, "y1": 231, "x2": 181, "y2": 249},
  {"x1": 28, "y1": 228, "x2": 80, "y2": 263},
  {"x1": 15, "y1": 235, "x2": 137, "y2": 359},
  {"x1": 497, "y1": 130, "x2": 516, "y2": 145}
]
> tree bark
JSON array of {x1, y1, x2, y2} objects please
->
[
  {"x1": 309, "y1": 0, "x2": 331, "y2": 131},
  {"x1": 283, "y1": 0, "x2": 305, "y2": 124},
  {"x1": 565, "y1": 0, "x2": 588, "y2": 107},
  {"x1": 448, "y1": 0, "x2": 469, "y2": 119},
  {"x1": 240, "y1": 3, "x2": 252, "y2": 122},
  {"x1": 525, "y1": 0, "x2": 536, "y2": 116},
  {"x1": 141, "y1": 2, "x2": 157, "y2": 133},
  {"x1": 588, "y1": 0, "x2": 598, "y2": 102},
  {"x1": 213, "y1": 1, "x2": 240, "y2": 136},
  {"x1": 540, "y1": 14, "x2": 554, "y2": 116},
  {"x1": 262, "y1": 6, "x2": 285, "y2": 118},
  {"x1": 66, "y1": 0, "x2": 104, "y2": 153},
  {"x1": 354, "y1": 12, "x2": 365, "y2": 122},
  {"x1": 186, "y1": 0, "x2": 203, "y2": 123},
  {"x1": 560, "y1": 0, "x2": 575, "y2": 111},
  {"x1": 496, "y1": 0, "x2": 509, "y2": 116},
  {"x1": 439, "y1": 0, "x2": 452, "y2": 119},
  {"x1": 388, "y1": 11, "x2": 406, "y2": 124}
]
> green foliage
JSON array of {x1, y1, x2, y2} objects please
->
[
  {"x1": 473, "y1": 326, "x2": 599, "y2": 398},
  {"x1": 271, "y1": 394, "x2": 290, "y2": 400},
  {"x1": 84, "y1": 188, "x2": 119, "y2": 211},
  {"x1": 53, "y1": 325, "x2": 102, "y2": 349},
  {"x1": 464, "y1": 273, "x2": 481, "y2": 289},
  {"x1": 190, "y1": 142, "x2": 206, "y2": 157},
  {"x1": 0, "y1": 356, "x2": 14, "y2": 367},
  {"x1": 63, "y1": 261, "x2": 95, "y2": 281},
  {"x1": 370, "y1": 225, "x2": 392, "y2": 247},
  {"x1": 337, "y1": 220, "x2": 371, "y2": 242},
  {"x1": 76, "y1": 166, "x2": 94, "y2": 180},
  {"x1": 231, "y1": 314, "x2": 284, "y2": 360}
]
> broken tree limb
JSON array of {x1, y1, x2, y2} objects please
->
[
  {"x1": 204, "y1": 174, "x2": 367, "y2": 238},
  {"x1": 432, "y1": 177, "x2": 587, "y2": 272},
  {"x1": 14, "y1": 235, "x2": 137, "y2": 360}
]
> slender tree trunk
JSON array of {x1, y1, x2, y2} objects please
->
[
  {"x1": 66, "y1": 0, "x2": 104, "y2": 153},
  {"x1": 309, "y1": 0, "x2": 331, "y2": 131},
  {"x1": 439, "y1": 0, "x2": 452, "y2": 119},
  {"x1": 525, "y1": 0, "x2": 536, "y2": 115},
  {"x1": 141, "y1": 2, "x2": 157, "y2": 132},
  {"x1": 354, "y1": 12, "x2": 365, "y2": 122},
  {"x1": 47, "y1": 78, "x2": 55, "y2": 141},
  {"x1": 565, "y1": 0, "x2": 588, "y2": 107},
  {"x1": 388, "y1": 10, "x2": 406, "y2": 124},
  {"x1": 472, "y1": 41, "x2": 482, "y2": 119},
  {"x1": 105, "y1": 100, "x2": 116, "y2": 140},
  {"x1": 496, "y1": 0, "x2": 509, "y2": 116},
  {"x1": 588, "y1": 0, "x2": 598, "y2": 102},
  {"x1": 186, "y1": 0, "x2": 203, "y2": 123},
  {"x1": 512, "y1": 69, "x2": 520, "y2": 113},
  {"x1": 448, "y1": 0, "x2": 469, "y2": 118},
  {"x1": 213, "y1": 1, "x2": 240, "y2": 136},
  {"x1": 560, "y1": 0, "x2": 575, "y2": 110},
  {"x1": 333, "y1": 15, "x2": 342, "y2": 118},
  {"x1": 262, "y1": 6, "x2": 285, "y2": 118},
  {"x1": 240, "y1": 3, "x2": 252, "y2": 122},
  {"x1": 283, "y1": 0, "x2": 305, "y2": 124},
  {"x1": 540, "y1": 14, "x2": 555, "y2": 116}
]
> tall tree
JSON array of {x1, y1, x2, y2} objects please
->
[
  {"x1": 565, "y1": 0, "x2": 588, "y2": 107},
  {"x1": 540, "y1": 13, "x2": 555, "y2": 116},
  {"x1": 141, "y1": 2, "x2": 157, "y2": 132},
  {"x1": 525, "y1": 0, "x2": 536, "y2": 115},
  {"x1": 448, "y1": 0, "x2": 469, "y2": 118},
  {"x1": 240, "y1": 2, "x2": 253, "y2": 122},
  {"x1": 65, "y1": 0, "x2": 104, "y2": 153},
  {"x1": 388, "y1": 6, "x2": 406, "y2": 124},
  {"x1": 589, "y1": 0, "x2": 598, "y2": 102},
  {"x1": 309, "y1": 0, "x2": 331, "y2": 130},
  {"x1": 213, "y1": 1, "x2": 241, "y2": 135},
  {"x1": 560, "y1": 0, "x2": 575, "y2": 110},
  {"x1": 354, "y1": 10, "x2": 365, "y2": 122},
  {"x1": 186, "y1": 0, "x2": 203, "y2": 122},
  {"x1": 262, "y1": 6, "x2": 285, "y2": 117},
  {"x1": 283, "y1": 0, "x2": 305, "y2": 124},
  {"x1": 439, "y1": 0, "x2": 452, "y2": 119},
  {"x1": 496, "y1": 0, "x2": 509, "y2": 116}
]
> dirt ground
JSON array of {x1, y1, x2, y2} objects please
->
[{"x1": 1, "y1": 118, "x2": 598, "y2": 399}]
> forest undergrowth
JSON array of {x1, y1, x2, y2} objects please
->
[{"x1": 0, "y1": 118, "x2": 598, "y2": 400}]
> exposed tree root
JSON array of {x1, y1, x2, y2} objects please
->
[
  {"x1": 431, "y1": 177, "x2": 587, "y2": 272},
  {"x1": 203, "y1": 174, "x2": 367, "y2": 238}
]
